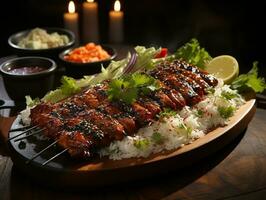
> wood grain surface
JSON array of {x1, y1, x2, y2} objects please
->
[{"x1": 5, "y1": 100, "x2": 255, "y2": 189}]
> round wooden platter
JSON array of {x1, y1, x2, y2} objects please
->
[{"x1": 7, "y1": 99, "x2": 256, "y2": 188}]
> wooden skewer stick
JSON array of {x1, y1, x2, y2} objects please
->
[
  {"x1": 9, "y1": 125, "x2": 32, "y2": 133},
  {"x1": 7, "y1": 126, "x2": 38, "y2": 141},
  {"x1": 13, "y1": 128, "x2": 45, "y2": 142},
  {"x1": 26, "y1": 140, "x2": 59, "y2": 164},
  {"x1": 42, "y1": 149, "x2": 68, "y2": 166}
]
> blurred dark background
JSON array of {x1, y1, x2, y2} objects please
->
[{"x1": 0, "y1": 0, "x2": 265, "y2": 76}]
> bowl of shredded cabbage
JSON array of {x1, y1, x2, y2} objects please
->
[{"x1": 8, "y1": 27, "x2": 75, "y2": 59}]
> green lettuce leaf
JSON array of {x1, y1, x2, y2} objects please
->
[
  {"x1": 129, "y1": 46, "x2": 161, "y2": 73},
  {"x1": 231, "y1": 61, "x2": 266, "y2": 93},
  {"x1": 42, "y1": 89, "x2": 68, "y2": 103},
  {"x1": 174, "y1": 38, "x2": 212, "y2": 69},
  {"x1": 25, "y1": 96, "x2": 40, "y2": 107},
  {"x1": 41, "y1": 54, "x2": 132, "y2": 103},
  {"x1": 60, "y1": 76, "x2": 81, "y2": 95},
  {"x1": 42, "y1": 76, "x2": 81, "y2": 103}
]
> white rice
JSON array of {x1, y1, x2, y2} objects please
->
[
  {"x1": 19, "y1": 79, "x2": 245, "y2": 160},
  {"x1": 99, "y1": 80, "x2": 245, "y2": 160},
  {"x1": 20, "y1": 106, "x2": 32, "y2": 125}
]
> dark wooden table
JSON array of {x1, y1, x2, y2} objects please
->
[{"x1": 1, "y1": 48, "x2": 266, "y2": 200}]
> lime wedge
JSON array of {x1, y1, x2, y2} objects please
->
[{"x1": 206, "y1": 55, "x2": 239, "y2": 84}]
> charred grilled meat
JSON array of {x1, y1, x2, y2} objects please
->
[{"x1": 30, "y1": 60, "x2": 218, "y2": 158}]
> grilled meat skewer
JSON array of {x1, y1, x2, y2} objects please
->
[
  {"x1": 150, "y1": 70, "x2": 202, "y2": 105},
  {"x1": 29, "y1": 59, "x2": 218, "y2": 159},
  {"x1": 154, "y1": 64, "x2": 209, "y2": 95},
  {"x1": 172, "y1": 60, "x2": 218, "y2": 87}
]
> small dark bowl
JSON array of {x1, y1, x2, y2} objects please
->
[
  {"x1": 8, "y1": 27, "x2": 75, "y2": 60},
  {"x1": 0, "y1": 57, "x2": 57, "y2": 101},
  {"x1": 59, "y1": 45, "x2": 117, "y2": 79}
]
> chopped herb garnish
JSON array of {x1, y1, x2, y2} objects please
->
[
  {"x1": 134, "y1": 138, "x2": 150, "y2": 150},
  {"x1": 158, "y1": 108, "x2": 177, "y2": 118},
  {"x1": 186, "y1": 127, "x2": 193, "y2": 136},
  {"x1": 178, "y1": 123, "x2": 192, "y2": 137},
  {"x1": 152, "y1": 132, "x2": 164, "y2": 144},
  {"x1": 221, "y1": 91, "x2": 238, "y2": 100},
  {"x1": 196, "y1": 109, "x2": 204, "y2": 117},
  {"x1": 178, "y1": 123, "x2": 186, "y2": 129},
  {"x1": 206, "y1": 87, "x2": 215, "y2": 94},
  {"x1": 109, "y1": 147, "x2": 120, "y2": 154},
  {"x1": 107, "y1": 73, "x2": 160, "y2": 104},
  {"x1": 218, "y1": 106, "x2": 235, "y2": 119}
]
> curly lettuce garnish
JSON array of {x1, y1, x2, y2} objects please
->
[
  {"x1": 174, "y1": 38, "x2": 212, "y2": 69},
  {"x1": 231, "y1": 61, "x2": 266, "y2": 93},
  {"x1": 129, "y1": 46, "x2": 161, "y2": 73},
  {"x1": 158, "y1": 108, "x2": 177, "y2": 118},
  {"x1": 42, "y1": 76, "x2": 80, "y2": 103},
  {"x1": 40, "y1": 53, "x2": 132, "y2": 104},
  {"x1": 25, "y1": 96, "x2": 40, "y2": 107},
  {"x1": 60, "y1": 76, "x2": 81, "y2": 95}
]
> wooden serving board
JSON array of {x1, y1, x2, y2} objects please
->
[{"x1": 7, "y1": 99, "x2": 256, "y2": 188}]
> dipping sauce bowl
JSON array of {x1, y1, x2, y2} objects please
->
[{"x1": 0, "y1": 57, "x2": 57, "y2": 101}]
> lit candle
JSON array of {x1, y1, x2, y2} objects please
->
[
  {"x1": 82, "y1": 0, "x2": 99, "y2": 43},
  {"x1": 64, "y1": 1, "x2": 79, "y2": 44},
  {"x1": 109, "y1": 0, "x2": 124, "y2": 43}
]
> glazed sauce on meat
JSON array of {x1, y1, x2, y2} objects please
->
[{"x1": 8, "y1": 66, "x2": 46, "y2": 75}]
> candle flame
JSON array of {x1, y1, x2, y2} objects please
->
[
  {"x1": 68, "y1": 1, "x2": 75, "y2": 13},
  {"x1": 114, "y1": 0, "x2": 121, "y2": 12},
  {"x1": 87, "y1": 0, "x2": 94, "y2": 2}
]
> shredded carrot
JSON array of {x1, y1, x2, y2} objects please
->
[{"x1": 64, "y1": 43, "x2": 111, "y2": 63}]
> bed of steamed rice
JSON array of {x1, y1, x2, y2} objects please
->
[
  {"x1": 99, "y1": 81, "x2": 245, "y2": 160},
  {"x1": 20, "y1": 80, "x2": 245, "y2": 160}
]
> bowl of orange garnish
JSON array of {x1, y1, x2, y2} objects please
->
[{"x1": 59, "y1": 43, "x2": 117, "y2": 78}]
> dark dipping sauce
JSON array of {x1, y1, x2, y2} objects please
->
[{"x1": 8, "y1": 66, "x2": 46, "y2": 75}]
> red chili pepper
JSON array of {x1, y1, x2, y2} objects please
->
[{"x1": 155, "y1": 48, "x2": 168, "y2": 58}]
